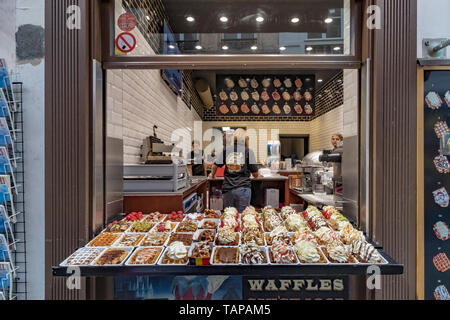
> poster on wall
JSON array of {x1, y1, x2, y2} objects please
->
[
  {"x1": 423, "y1": 70, "x2": 450, "y2": 301},
  {"x1": 215, "y1": 75, "x2": 315, "y2": 117}
]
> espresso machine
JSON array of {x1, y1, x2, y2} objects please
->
[{"x1": 319, "y1": 144, "x2": 343, "y2": 199}]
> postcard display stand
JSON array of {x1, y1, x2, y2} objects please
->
[{"x1": 0, "y1": 60, "x2": 26, "y2": 300}]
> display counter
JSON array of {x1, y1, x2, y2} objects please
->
[{"x1": 53, "y1": 206, "x2": 403, "y2": 279}]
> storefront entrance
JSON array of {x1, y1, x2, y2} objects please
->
[{"x1": 45, "y1": 0, "x2": 418, "y2": 300}]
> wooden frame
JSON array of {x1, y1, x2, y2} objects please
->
[
  {"x1": 416, "y1": 65, "x2": 450, "y2": 300},
  {"x1": 100, "y1": 0, "x2": 363, "y2": 70}
]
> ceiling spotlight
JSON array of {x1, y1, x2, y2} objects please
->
[
  {"x1": 325, "y1": 17, "x2": 333, "y2": 24},
  {"x1": 145, "y1": 15, "x2": 150, "y2": 21},
  {"x1": 291, "y1": 17, "x2": 300, "y2": 23},
  {"x1": 279, "y1": 46, "x2": 286, "y2": 51},
  {"x1": 168, "y1": 45, "x2": 175, "y2": 49},
  {"x1": 186, "y1": 16, "x2": 195, "y2": 22},
  {"x1": 220, "y1": 16, "x2": 228, "y2": 22},
  {"x1": 333, "y1": 46, "x2": 341, "y2": 51},
  {"x1": 251, "y1": 45, "x2": 258, "y2": 50},
  {"x1": 317, "y1": 79, "x2": 323, "y2": 83},
  {"x1": 195, "y1": 45, "x2": 202, "y2": 50},
  {"x1": 222, "y1": 45, "x2": 229, "y2": 50},
  {"x1": 256, "y1": 16, "x2": 264, "y2": 23},
  {"x1": 306, "y1": 46, "x2": 313, "y2": 51}
]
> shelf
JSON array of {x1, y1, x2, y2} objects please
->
[{"x1": 52, "y1": 249, "x2": 402, "y2": 277}]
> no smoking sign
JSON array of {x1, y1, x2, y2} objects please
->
[{"x1": 115, "y1": 32, "x2": 137, "y2": 53}]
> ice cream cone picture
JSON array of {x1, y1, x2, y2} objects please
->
[{"x1": 433, "y1": 187, "x2": 449, "y2": 208}]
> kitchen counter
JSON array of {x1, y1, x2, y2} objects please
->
[
  {"x1": 123, "y1": 177, "x2": 208, "y2": 197},
  {"x1": 123, "y1": 178, "x2": 209, "y2": 213}
]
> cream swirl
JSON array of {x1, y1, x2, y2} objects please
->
[
  {"x1": 166, "y1": 241, "x2": 187, "y2": 260},
  {"x1": 270, "y1": 225, "x2": 288, "y2": 237},
  {"x1": 294, "y1": 240, "x2": 320, "y2": 263},
  {"x1": 326, "y1": 244, "x2": 349, "y2": 263},
  {"x1": 242, "y1": 214, "x2": 258, "y2": 228},
  {"x1": 222, "y1": 216, "x2": 238, "y2": 229},
  {"x1": 286, "y1": 214, "x2": 306, "y2": 230},
  {"x1": 316, "y1": 227, "x2": 340, "y2": 244},
  {"x1": 217, "y1": 227, "x2": 236, "y2": 244}
]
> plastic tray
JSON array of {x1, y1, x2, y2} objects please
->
[
  {"x1": 211, "y1": 247, "x2": 240, "y2": 265},
  {"x1": 140, "y1": 232, "x2": 170, "y2": 247},
  {"x1": 86, "y1": 233, "x2": 122, "y2": 248},
  {"x1": 239, "y1": 246, "x2": 270, "y2": 266},
  {"x1": 113, "y1": 233, "x2": 146, "y2": 247},
  {"x1": 188, "y1": 243, "x2": 213, "y2": 266},
  {"x1": 268, "y1": 245, "x2": 299, "y2": 265},
  {"x1": 151, "y1": 222, "x2": 179, "y2": 233},
  {"x1": 157, "y1": 246, "x2": 190, "y2": 266},
  {"x1": 167, "y1": 232, "x2": 194, "y2": 246},
  {"x1": 198, "y1": 218, "x2": 220, "y2": 230},
  {"x1": 193, "y1": 229, "x2": 216, "y2": 243},
  {"x1": 91, "y1": 247, "x2": 135, "y2": 266},
  {"x1": 59, "y1": 247, "x2": 106, "y2": 267},
  {"x1": 125, "y1": 247, "x2": 164, "y2": 266},
  {"x1": 293, "y1": 246, "x2": 330, "y2": 265},
  {"x1": 214, "y1": 231, "x2": 240, "y2": 246}
]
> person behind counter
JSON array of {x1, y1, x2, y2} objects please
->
[
  {"x1": 210, "y1": 129, "x2": 261, "y2": 212},
  {"x1": 188, "y1": 140, "x2": 206, "y2": 176},
  {"x1": 331, "y1": 133, "x2": 344, "y2": 150}
]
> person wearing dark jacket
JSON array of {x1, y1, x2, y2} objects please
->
[{"x1": 210, "y1": 129, "x2": 260, "y2": 212}]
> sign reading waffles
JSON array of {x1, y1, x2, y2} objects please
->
[
  {"x1": 117, "y1": 13, "x2": 137, "y2": 32},
  {"x1": 115, "y1": 32, "x2": 136, "y2": 53}
]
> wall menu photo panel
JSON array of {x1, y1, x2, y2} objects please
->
[
  {"x1": 422, "y1": 70, "x2": 450, "y2": 301},
  {"x1": 216, "y1": 75, "x2": 315, "y2": 117}
]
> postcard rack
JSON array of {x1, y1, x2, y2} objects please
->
[{"x1": 0, "y1": 63, "x2": 27, "y2": 301}]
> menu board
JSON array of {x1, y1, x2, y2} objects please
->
[
  {"x1": 215, "y1": 75, "x2": 315, "y2": 117},
  {"x1": 422, "y1": 70, "x2": 450, "y2": 301}
]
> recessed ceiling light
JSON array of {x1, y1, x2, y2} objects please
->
[
  {"x1": 220, "y1": 16, "x2": 228, "y2": 22},
  {"x1": 325, "y1": 18, "x2": 333, "y2": 24},
  {"x1": 306, "y1": 46, "x2": 313, "y2": 51},
  {"x1": 256, "y1": 16, "x2": 264, "y2": 23},
  {"x1": 195, "y1": 45, "x2": 202, "y2": 50},
  {"x1": 318, "y1": 79, "x2": 323, "y2": 83},
  {"x1": 291, "y1": 17, "x2": 300, "y2": 24},
  {"x1": 333, "y1": 46, "x2": 341, "y2": 51},
  {"x1": 222, "y1": 45, "x2": 229, "y2": 50},
  {"x1": 279, "y1": 46, "x2": 286, "y2": 51},
  {"x1": 168, "y1": 45, "x2": 175, "y2": 49},
  {"x1": 186, "y1": 16, "x2": 195, "y2": 22},
  {"x1": 251, "y1": 45, "x2": 258, "y2": 50}
]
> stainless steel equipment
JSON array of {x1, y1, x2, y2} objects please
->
[
  {"x1": 319, "y1": 145, "x2": 343, "y2": 200},
  {"x1": 123, "y1": 161, "x2": 188, "y2": 192},
  {"x1": 297, "y1": 151, "x2": 324, "y2": 193}
]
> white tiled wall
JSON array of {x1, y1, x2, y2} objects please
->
[
  {"x1": 106, "y1": 69, "x2": 202, "y2": 164},
  {"x1": 107, "y1": 0, "x2": 201, "y2": 165},
  {"x1": 343, "y1": 69, "x2": 359, "y2": 138},
  {"x1": 309, "y1": 106, "x2": 344, "y2": 152}
]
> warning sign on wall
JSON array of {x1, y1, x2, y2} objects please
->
[
  {"x1": 117, "y1": 13, "x2": 137, "y2": 32},
  {"x1": 115, "y1": 32, "x2": 137, "y2": 54}
]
